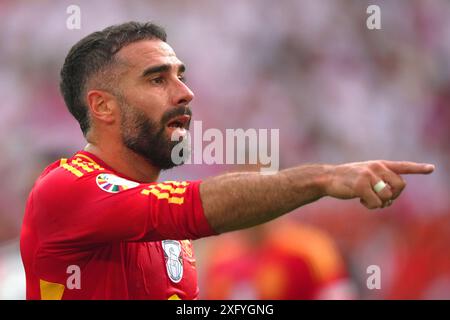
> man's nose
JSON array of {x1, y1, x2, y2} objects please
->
[{"x1": 171, "y1": 79, "x2": 195, "y2": 107}]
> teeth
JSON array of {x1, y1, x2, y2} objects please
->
[{"x1": 177, "y1": 127, "x2": 187, "y2": 136}]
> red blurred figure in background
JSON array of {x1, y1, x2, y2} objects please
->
[{"x1": 203, "y1": 218, "x2": 356, "y2": 300}]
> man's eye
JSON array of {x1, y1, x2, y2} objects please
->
[
  {"x1": 151, "y1": 77, "x2": 164, "y2": 85},
  {"x1": 178, "y1": 75, "x2": 186, "y2": 83}
]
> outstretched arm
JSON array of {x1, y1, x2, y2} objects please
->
[{"x1": 200, "y1": 161, "x2": 435, "y2": 233}]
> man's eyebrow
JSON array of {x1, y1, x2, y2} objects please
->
[{"x1": 141, "y1": 63, "x2": 186, "y2": 77}]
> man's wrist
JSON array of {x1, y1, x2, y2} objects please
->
[
  {"x1": 282, "y1": 163, "x2": 334, "y2": 200},
  {"x1": 315, "y1": 164, "x2": 334, "y2": 198}
]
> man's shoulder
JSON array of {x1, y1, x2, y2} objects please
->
[
  {"x1": 58, "y1": 153, "x2": 108, "y2": 179},
  {"x1": 33, "y1": 153, "x2": 109, "y2": 194}
]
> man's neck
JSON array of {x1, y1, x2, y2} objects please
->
[{"x1": 84, "y1": 142, "x2": 161, "y2": 183}]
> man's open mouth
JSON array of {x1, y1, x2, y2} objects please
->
[{"x1": 167, "y1": 115, "x2": 191, "y2": 129}]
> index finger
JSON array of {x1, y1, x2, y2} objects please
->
[{"x1": 382, "y1": 161, "x2": 435, "y2": 175}]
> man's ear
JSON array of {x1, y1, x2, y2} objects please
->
[{"x1": 86, "y1": 89, "x2": 118, "y2": 125}]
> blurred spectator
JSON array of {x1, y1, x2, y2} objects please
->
[{"x1": 202, "y1": 219, "x2": 357, "y2": 299}]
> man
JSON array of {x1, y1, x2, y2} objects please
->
[{"x1": 20, "y1": 22, "x2": 434, "y2": 300}]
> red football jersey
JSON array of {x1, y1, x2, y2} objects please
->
[{"x1": 20, "y1": 151, "x2": 216, "y2": 300}]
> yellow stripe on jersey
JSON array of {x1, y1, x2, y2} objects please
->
[
  {"x1": 40, "y1": 279, "x2": 65, "y2": 300},
  {"x1": 82, "y1": 161, "x2": 105, "y2": 171},
  {"x1": 168, "y1": 294, "x2": 181, "y2": 300},
  {"x1": 59, "y1": 159, "x2": 84, "y2": 177},
  {"x1": 148, "y1": 183, "x2": 187, "y2": 194},
  {"x1": 71, "y1": 158, "x2": 94, "y2": 172},
  {"x1": 141, "y1": 188, "x2": 185, "y2": 204},
  {"x1": 74, "y1": 153, "x2": 104, "y2": 170},
  {"x1": 141, "y1": 182, "x2": 190, "y2": 204},
  {"x1": 162, "y1": 181, "x2": 190, "y2": 187}
]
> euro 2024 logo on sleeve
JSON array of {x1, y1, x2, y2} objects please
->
[
  {"x1": 96, "y1": 173, "x2": 140, "y2": 193},
  {"x1": 162, "y1": 240, "x2": 183, "y2": 283}
]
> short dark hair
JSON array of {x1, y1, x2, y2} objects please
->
[{"x1": 60, "y1": 21, "x2": 167, "y2": 136}]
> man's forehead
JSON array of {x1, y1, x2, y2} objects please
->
[{"x1": 116, "y1": 39, "x2": 182, "y2": 70}]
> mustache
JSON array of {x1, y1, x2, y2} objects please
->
[{"x1": 161, "y1": 106, "x2": 192, "y2": 125}]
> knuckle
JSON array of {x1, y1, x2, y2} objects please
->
[
  {"x1": 392, "y1": 178, "x2": 406, "y2": 195},
  {"x1": 394, "y1": 179, "x2": 406, "y2": 199},
  {"x1": 394, "y1": 181, "x2": 406, "y2": 193},
  {"x1": 355, "y1": 176, "x2": 368, "y2": 190},
  {"x1": 399, "y1": 177, "x2": 406, "y2": 189},
  {"x1": 360, "y1": 168, "x2": 372, "y2": 179},
  {"x1": 369, "y1": 161, "x2": 383, "y2": 172}
]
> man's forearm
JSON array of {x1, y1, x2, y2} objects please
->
[
  {"x1": 199, "y1": 164, "x2": 331, "y2": 234},
  {"x1": 199, "y1": 160, "x2": 434, "y2": 234}
]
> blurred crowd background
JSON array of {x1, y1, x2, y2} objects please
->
[{"x1": 0, "y1": 0, "x2": 449, "y2": 299}]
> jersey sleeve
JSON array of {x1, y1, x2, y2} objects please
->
[{"x1": 32, "y1": 159, "x2": 217, "y2": 248}]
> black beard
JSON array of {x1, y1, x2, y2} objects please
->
[{"x1": 120, "y1": 103, "x2": 191, "y2": 170}]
